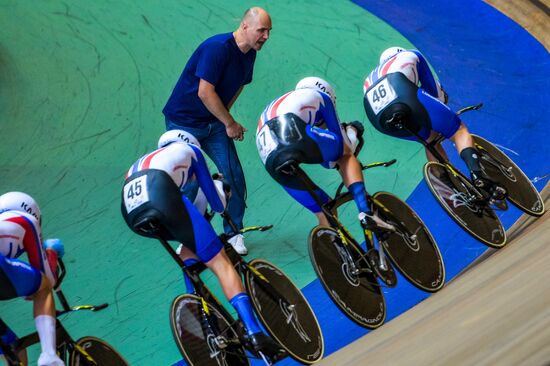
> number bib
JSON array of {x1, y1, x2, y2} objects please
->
[
  {"x1": 366, "y1": 78, "x2": 398, "y2": 115},
  {"x1": 256, "y1": 124, "x2": 279, "y2": 164},
  {"x1": 123, "y1": 175, "x2": 150, "y2": 213}
]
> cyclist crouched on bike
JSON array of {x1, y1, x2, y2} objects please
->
[
  {"x1": 256, "y1": 76, "x2": 392, "y2": 230},
  {"x1": 0, "y1": 192, "x2": 65, "y2": 366},
  {"x1": 363, "y1": 47, "x2": 505, "y2": 201},
  {"x1": 120, "y1": 130, "x2": 285, "y2": 360}
]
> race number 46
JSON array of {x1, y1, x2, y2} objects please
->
[
  {"x1": 366, "y1": 79, "x2": 398, "y2": 115},
  {"x1": 123, "y1": 176, "x2": 149, "y2": 213}
]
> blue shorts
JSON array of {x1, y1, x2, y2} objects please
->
[
  {"x1": 416, "y1": 89, "x2": 461, "y2": 140},
  {"x1": 180, "y1": 196, "x2": 223, "y2": 263},
  {"x1": 0, "y1": 255, "x2": 41, "y2": 300}
]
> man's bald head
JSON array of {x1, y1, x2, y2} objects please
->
[
  {"x1": 236, "y1": 6, "x2": 272, "y2": 52},
  {"x1": 242, "y1": 7, "x2": 270, "y2": 24}
]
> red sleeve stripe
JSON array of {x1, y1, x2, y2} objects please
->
[
  {"x1": 269, "y1": 92, "x2": 291, "y2": 120},
  {"x1": 141, "y1": 148, "x2": 165, "y2": 170},
  {"x1": 5, "y1": 216, "x2": 45, "y2": 272},
  {"x1": 381, "y1": 57, "x2": 397, "y2": 76}
]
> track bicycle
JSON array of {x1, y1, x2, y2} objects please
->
[
  {"x1": 132, "y1": 214, "x2": 324, "y2": 366},
  {"x1": 277, "y1": 157, "x2": 445, "y2": 329},
  {"x1": 389, "y1": 103, "x2": 545, "y2": 247},
  {"x1": 0, "y1": 259, "x2": 129, "y2": 366}
]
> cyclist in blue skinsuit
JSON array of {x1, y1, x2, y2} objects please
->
[
  {"x1": 0, "y1": 192, "x2": 65, "y2": 366},
  {"x1": 256, "y1": 76, "x2": 393, "y2": 230},
  {"x1": 363, "y1": 47, "x2": 505, "y2": 198},
  {"x1": 120, "y1": 130, "x2": 284, "y2": 359}
]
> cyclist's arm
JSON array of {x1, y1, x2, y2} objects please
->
[
  {"x1": 7, "y1": 216, "x2": 56, "y2": 284},
  {"x1": 412, "y1": 50, "x2": 441, "y2": 99},
  {"x1": 318, "y1": 93, "x2": 345, "y2": 153},
  {"x1": 188, "y1": 145, "x2": 226, "y2": 213}
]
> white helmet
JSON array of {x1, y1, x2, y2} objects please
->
[
  {"x1": 158, "y1": 129, "x2": 200, "y2": 149},
  {"x1": 379, "y1": 47, "x2": 405, "y2": 64},
  {"x1": 0, "y1": 191, "x2": 41, "y2": 223},
  {"x1": 295, "y1": 76, "x2": 336, "y2": 105}
]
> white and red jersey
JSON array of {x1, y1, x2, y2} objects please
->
[
  {"x1": 0, "y1": 210, "x2": 55, "y2": 284},
  {"x1": 363, "y1": 49, "x2": 446, "y2": 103},
  {"x1": 257, "y1": 89, "x2": 339, "y2": 132},
  {"x1": 126, "y1": 143, "x2": 194, "y2": 188},
  {"x1": 125, "y1": 142, "x2": 226, "y2": 213}
]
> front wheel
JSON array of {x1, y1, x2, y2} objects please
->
[
  {"x1": 245, "y1": 259, "x2": 324, "y2": 365},
  {"x1": 424, "y1": 162, "x2": 506, "y2": 248},
  {"x1": 70, "y1": 336, "x2": 129, "y2": 366},
  {"x1": 372, "y1": 191, "x2": 445, "y2": 292},
  {"x1": 170, "y1": 294, "x2": 249, "y2": 366},
  {"x1": 473, "y1": 134, "x2": 545, "y2": 216},
  {"x1": 308, "y1": 226, "x2": 386, "y2": 329}
]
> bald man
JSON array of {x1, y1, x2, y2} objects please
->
[{"x1": 163, "y1": 7, "x2": 272, "y2": 255}]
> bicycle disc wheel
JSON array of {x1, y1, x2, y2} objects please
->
[
  {"x1": 170, "y1": 294, "x2": 249, "y2": 366},
  {"x1": 245, "y1": 259, "x2": 324, "y2": 364},
  {"x1": 308, "y1": 226, "x2": 385, "y2": 329},
  {"x1": 473, "y1": 134, "x2": 545, "y2": 216},
  {"x1": 424, "y1": 162, "x2": 506, "y2": 248},
  {"x1": 372, "y1": 191, "x2": 445, "y2": 292},
  {"x1": 70, "y1": 336, "x2": 129, "y2": 366}
]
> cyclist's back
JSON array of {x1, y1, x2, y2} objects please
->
[
  {"x1": 363, "y1": 48, "x2": 454, "y2": 141},
  {"x1": 0, "y1": 192, "x2": 64, "y2": 366}
]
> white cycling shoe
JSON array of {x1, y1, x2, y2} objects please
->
[
  {"x1": 228, "y1": 234, "x2": 248, "y2": 256},
  {"x1": 38, "y1": 352, "x2": 64, "y2": 366},
  {"x1": 358, "y1": 212, "x2": 396, "y2": 232}
]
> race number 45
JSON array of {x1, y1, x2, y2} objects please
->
[
  {"x1": 366, "y1": 78, "x2": 398, "y2": 115},
  {"x1": 123, "y1": 176, "x2": 149, "y2": 213}
]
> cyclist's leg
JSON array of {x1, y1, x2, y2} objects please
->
[
  {"x1": 265, "y1": 146, "x2": 331, "y2": 226},
  {"x1": 204, "y1": 251, "x2": 284, "y2": 358},
  {"x1": 425, "y1": 130, "x2": 450, "y2": 162},
  {"x1": 180, "y1": 198, "x2": 265, "y2": 338},
  {"x1": 33, "y1": 277, "x2": 64, "y2": 366},
  {"x1": 0, "y1": 255, "x2": 61, "y2": 365}
]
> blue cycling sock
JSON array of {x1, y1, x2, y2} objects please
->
[
  {"x1": 230, "y1": 293, "x2": 262, "y2": 336},
  {"x1": 349, "y1": 181, "x2": 370, "y2": 214},
  {"x1": 182, "y1": 258, "x2": 199, "y2": 294}
]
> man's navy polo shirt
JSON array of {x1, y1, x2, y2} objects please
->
[{"x1": 163, "y1": 32, "x2": 257, "y2": 125}]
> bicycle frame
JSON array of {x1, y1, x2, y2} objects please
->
[
  {"x1": 285, "y1": 163, "x2": 395, "y2": 285},
  {"x1": 387, "y1": 107, "x2": 495, "y2": 206}
]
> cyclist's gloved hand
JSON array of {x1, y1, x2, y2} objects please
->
[{"x1": 44, "y1": 238, "x2": 65, "y2": 258}]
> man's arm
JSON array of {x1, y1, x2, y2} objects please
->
[{"x1": 198, "y1": 79, "x2": 246, "y2": 140}]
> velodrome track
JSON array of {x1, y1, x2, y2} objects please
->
[
  {"x1": 320, "y1": 186, "x2": 550, "y2": 365},
  {"x1": 1, "y1": 1, "x2": 548, "y2": 365}
]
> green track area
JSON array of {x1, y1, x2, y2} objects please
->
[{"x1": 1, "y1": 1, "x2": 425, "y2": 364}]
